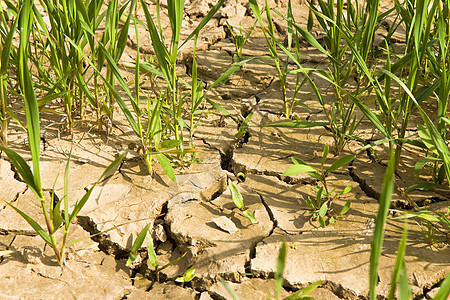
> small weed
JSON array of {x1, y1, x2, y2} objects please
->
[{"x1": 283, "y1": 144, "x2": 355, "y2": 227}]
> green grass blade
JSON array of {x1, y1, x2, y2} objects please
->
[
  {"x1": 283, "y1": 164, "x2": 318, "y2": 176},
  {"x1": 275, "y1": 241, "x2": 287, "y2": 299},
  {"x1": 383, "y1": 69, "x2": 450, "y2": 187},
  {"x1": 127, "y1": 222, "x2": 151, "y2": 266},
  {"x1": 0, "y1": 145, "x2": 42, "y2": 198},
  {"x1": 242, "y1": 210, "x2": 258, "y2": 224},
  {"x1": 369, "y1": 147, "x2": 395, "y2": 299},
  {"x1": 0, "y1": 7, "x2": 18, "y2": 75},
  {"x1": 180, "y1": 0, "x2": 226, "y2": 48},
  {"x1": 432, "y1": 273, "x2": 450, "y2": 300},
  {"x1": 326, "y1": 155, "x2": 356, "y2": 174},
  {"x1": 18, "y1": 0, "x2": 42, "y2": 198},
  {"x1": 219, "y1": 279, "x2": 240, "y2": 300},
  {"x1": 147, "y1": 230, "x2": 159, "y2": 269},
  {"x1": 140, "y1": 0, "x2": 172, "y2": 88},
  {"x1": 3, "y1": 200, "x2": 52, "y2": 246},
  {"x1": 156, "y1": 153, "x2": 176, "y2": 183},
  {"x1": 228, "y1": 179, "x2": 244, "y2": 210},
  {"x1": 387, "y1": 222, "x2": 408, "y2": 300}
]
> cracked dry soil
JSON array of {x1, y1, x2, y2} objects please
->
[{"x1": 1, "y1": 0, "x2": 450, "y2": 299}]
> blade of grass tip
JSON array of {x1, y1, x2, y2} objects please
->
[
  {"x1": 68, "y1": 151, "x2": 126, "y2": 223},
  {"x1": 126, "y1": 222, "x2": 151, "y2": 266},
  {"x1": 147, "y1": 229, "x2": 159, "y2": 269},
  {"x1": 383, "y1": 69, "x2": 450, "y2": 186},
  {"x1": 219, "y1": 278, "x2": 240, "y2": 300},
  {"x1": 432, "y1": 272, "x2": 450, "y2": 300},
  {"x1": 283, "y1": 280, "x2": 322, "y2": 299},
  {"x1": 263, "y1": 121, "x2": 329, "y2": 128},
  {"x1": 0, "y1": 146, "x2": 40, "y2": 196},
  {"x1": 180, "y1": 0, "x2": 226, "y2": 49},
  {"x1": 398, "y1": 260, "x2": 411, "y2": 300},
  {"x1": 156, "y1": 153, "x2": 176, "y2": 182},
  {"x1": 0, "y1": 7, "x2": 18, "y2": 75},
  {"x1": 369, "y1": 147, "x2": 395, "y2": 299},
  {"x1": 387, "y1": 221, "x2": 408, "y2": 300},
  {"x1": 140, "y1": 0, "x2": 171, "y2": 87},
  {"x1": 4, "y1": 200, "x2": 53, "y2": 246},
  {"x1": 326, "y1": 154, "x2": 356, "y2": 174},
  {"x1": 18, "y1": 0, "x2": 42, "y2": 198},
  {"x1": 228, "y1": 179, "x2": 244, "y2": 210},
  {"x1": 275, "y1": 241, "x2": 287, "y2": 299}
]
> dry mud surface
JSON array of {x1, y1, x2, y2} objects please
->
[{"x1": 1, "y1": 0, "x2": 449, "y2": 299}]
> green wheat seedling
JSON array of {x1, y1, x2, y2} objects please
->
[
  {"x1": 86, "y1": 0, "x2": 252, "y2": 177},
  {"x1": 228, "y1": 179, "x2": 258, "y2": 224},
  {"x1": 283, "y1": 144, "x2": 355, "y2": 227},
  {"x1": 127, "y1": 223, "x2": 187, "y2": 285},
  {"x1": 249, "y1": 0, "x2": 309, "y2": 118},
  {"x1": 0, "y1": 0, "x2": 125, "y2": 266},
  {"x1": 225, "y1": 20, "x2": 256, "y2": 63}
]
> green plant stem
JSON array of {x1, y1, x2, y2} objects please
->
[
  {"x1": 0, "y1": 75, "x2": 7, "y2": 146},
  {"x1": 40, "y1": 197, "x2": 62, "y2": 264}
]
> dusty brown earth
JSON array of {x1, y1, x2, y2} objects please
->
[{"x1": 1, "y1": 0, "x2": 449, "y2": 299}]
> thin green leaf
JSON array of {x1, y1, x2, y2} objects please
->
[
  {"x1": 339, "y1": 200, "x2": 351, "y2": 215},
  {"x1": 228, "y1": 179, "x2": 244, "y2": 210},
  {"x1": 275, "y1": 241, "x2": 287, "y2": 299},
  {"x1": 405, "y1": 183, "x2": 436, "y2": 193},
  {"x1": 156, "y1": 153, "x2": 177, "y2": 183},
  {"x1": 327, "y1": 155, "x2": 356, "y2": 174},
  {"x1": 18, "y1": 0, "x2": 42, "y2": 196},
  {"x1": 319, "y1": 203, "x2": 328, "y2": 218},
  {"x1": 432, "y1": 273, "x2": 450, "y2": 300},
  {"x1": 4, "y1": 200, "x2": 52, "y2": 246},
  {"x1": 242, "y1": 210, "x2": 258, "y2": 224},
  {"x1": 284, "y1": 281, "x2": 321, "y2": 299},
  {"x1": 321, "y1": 144, "x2": 329, "y2": 170},
  {"x1": 338, "y1": 185, "x2": 353, "y2": 196},
  {"x1": 219, "y1": 279, "x2": 240, "y2": 300},
  {"x1": 318, "y1": 216, "x2": 326, "y2": 227},
  {"x1": 387, "y1": 222, "x2": 408, "y2": 300},
  {"x1": 127, "y1": 223, "x2": 151, "y2": 266},
  {"x1": 369, "y1": 147, "x2": 395, "y2": 299},
  {"x1": 283, "y1": 164, "x2": 319, "y2": 177},
  {"x1": 147, "y1": 231, "x2": 159, "y2": 269},
  {"x1": 0, "y1": 146, "x2": 40, "y2": 197}
]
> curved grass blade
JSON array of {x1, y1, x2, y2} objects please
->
[
  {"x1": 127, "y1": 222, "x2": 151, "y2": 266},
  {"x1": 369, "y1": 147, "x2": 395, "y2": 299},
  {"x1": 326, "y1": 155, "x2": 356, "y2": 174},
  {"x1": 228, "y1": 179, "x2": 244, "y2": 210},
  {"x1": 275, "y1": 241, "x2": 287, "y2": 299},
  {"x1": 156, "y1": 153, "x2": 176, "y2": 183},
  {"x1": 219, "y1": 278, "x2": 240, "y2": 300},
  {"x1": 0, "y1": 146, "x2": 40, "y2": 197},
  {"x1": 18, "y1": 0, "x2": 42, "y2": 198},
  {"x1": 283, "y1": 164, "x2": 318, "y2": 176},
  {"x1": 3, "y1": 200, "x2": 52, "y2": 246},
  {"x1": 387, "y1": 222, "x2": 408, "y2": 300}
]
